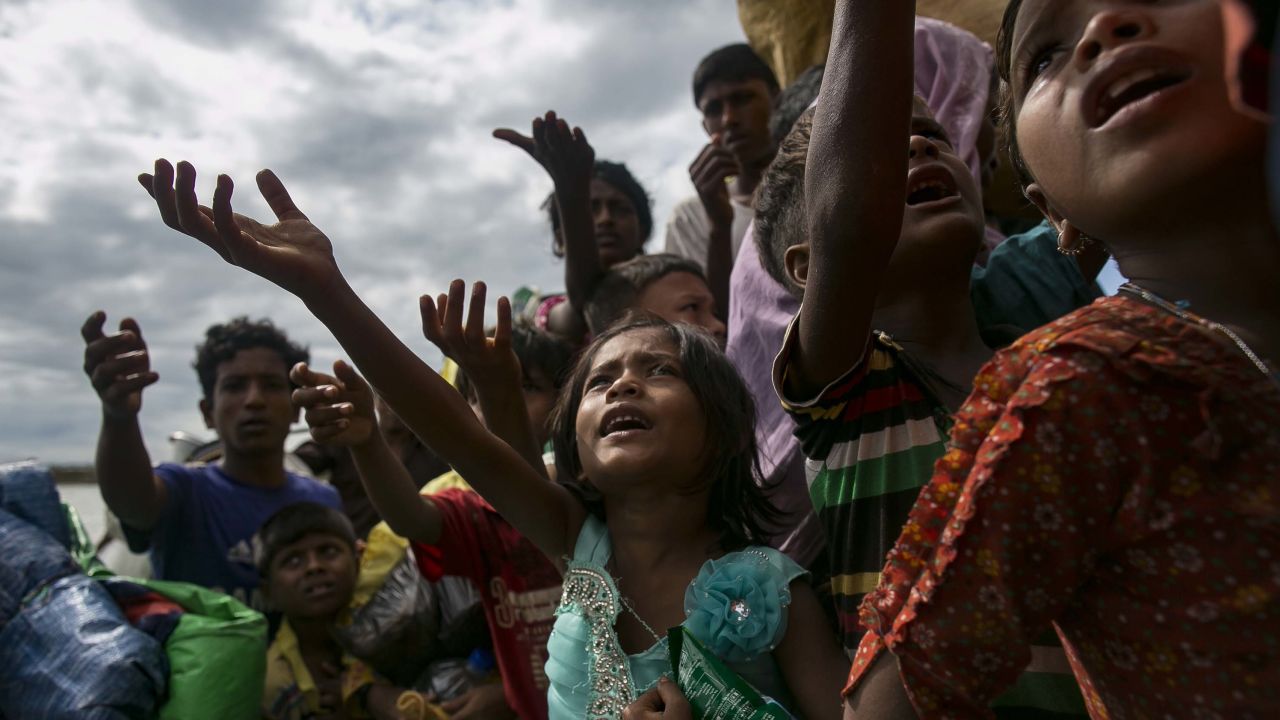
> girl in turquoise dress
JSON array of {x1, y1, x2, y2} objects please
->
[{"x1": 136, "y1": 157, "x2": 848, "y2": 718}]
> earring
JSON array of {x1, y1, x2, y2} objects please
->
[{"x1": 1056, "y1": 232, "x2": 1094, "y2": 256}]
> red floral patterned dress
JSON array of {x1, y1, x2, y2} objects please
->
[{"x1": 845, "y1": 295, "x2": 1280, "y2": 719}]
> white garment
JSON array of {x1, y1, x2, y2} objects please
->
[{"x1": 662, "y1": 196, "x2": 754, "y2": 270}]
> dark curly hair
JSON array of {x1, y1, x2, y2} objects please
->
[
  {"x1": 548, "y1": 315, "x2": 779, "y2": 551},
  {"x1": 193, "y1": 316, "x2": 309, "y2": 400},
  {"x1": 543, "y1": 159, "x2": 653, "y2": 256}
]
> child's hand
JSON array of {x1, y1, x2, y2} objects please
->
[
  {"x1": 291, "y1": 360, "x2": 377, "y2": 447},
  {"x1": 439, "y1": 681, "x2": 515, "y2": 719},
  {"x1": 689, "y1": 135, "x2": 737, "y2": 231},
  {"x1": 420, "y1": 279, "x2": 520, "y2": 393},
  {"x1": 138, "y1": 159, "x2": 342, "y2": 303},
  {"x1": 622, "y1": 677, "x2": 692, "y2": 720},
  {"x1": 81, "y1": 312, "x2": 159, "y2": 419},
  {"x1": 493, "y1": 111, "x2": 595, "y2": 197}
]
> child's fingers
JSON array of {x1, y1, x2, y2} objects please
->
[
  {"x1": 89, "y1": 351, "x2": 151, "y2": 389},
  {"x1": 303, "y1": 402, "x2": 354, "y2": 429},
  {"x1": 80, "y1": 311, "x2": 108, "y2": 344},
  {"x1": 118, "y1": 317, "x2": 145, "y2": 343},
  {"x1": 290, "y1": 361, "x2": 339, "y2": 389},
  {"x1": 492, "y1": 128, "x2": 535, "y2": 155},
  {"x1": 256, "y1": 169, "x2": 309, "y2": 223},
  {"x1": 332, "y1": 359, "x2": 370, "y2": 397},
  {"x1": 493, "y1": 296, "x2": 512, "y2": 350},
  {"x1": 173, "y1": 161, "x2": 207, "y2": 237},
  {"x1": 137, "y1": 173, "x2": 157, "y2": 199},
  {"x1": 149, "y1": 159, "x2": 180, "y2": 231},
  {"x1": 654, "y1": 676, "x2": 690, "y2": 711},
  {"x1": 207, "y1": 174, "x2": 242, "y2": 264},
  {"x1": 101, "y1": 372, "x2": 159, "y2": 403},
  {"x1": 419, "y1": 294, "x2": 445, "y2": 345},
  {"x1": 464, "y1": 281, "x2": 487, "y2": 345},
  {"x1": 442, "y1": 279, "x2": 467, "y2": 342},
  {"x1": 83, "y1": 330, "x2": 146, "y2": 370},
  {"x1": 308, "y1": 421, "x2": 351, "y2": 444},
  {"x1": 292, "y1": 384, "x2": 341, "y2": 409}
]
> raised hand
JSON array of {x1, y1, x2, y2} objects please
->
[
  {"x1": 291, "y1": 360, "x2": 377, "y2": 447},
  {"x1": 689, "y1": 135, "x2": 737, "y2": 230},
  {"x1": 494, "y1": 110, "x2": 595, "y2": 195},
  {"x1": 82, "y1": 312, "x2": 159, "y2": 419},
  {"x1": 138, "y1": 159, "x2": 342, "y2": 302},
  {"x1": 420, "y1": 279, "x2": 520, "y2": 391}
]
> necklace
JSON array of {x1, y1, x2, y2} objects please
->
[
  {"x1": 618, "y1": 594, "x2": 664, "y2": 646},
  {"x1": 1118, "y1": 282, "x2": 1278, "y2": 386}
]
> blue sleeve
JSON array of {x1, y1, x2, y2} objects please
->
[{"x1": 121, "y1": 463, "x2": 192, "y2": 553}]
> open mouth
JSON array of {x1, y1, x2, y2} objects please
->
[
  {"x1": 905, "y1": 166, "x2": 959, "y2": 207},
  {"x1": 600, "y1": 406, "x2": 653, "y2": 438},
  {"x1": 1093, "y1": 67, "x2": 1191, "y2": 128},
  {"x1": 303, "y1": 581, "x2": 336, "y2": 599}
]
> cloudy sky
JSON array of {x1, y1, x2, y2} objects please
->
[{"x1": 0, "y1": 0, "x2": 748, "y2": 464}]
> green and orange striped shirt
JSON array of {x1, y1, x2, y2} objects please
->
[{"x1": 775, "y1": 323, "x2": 1087, "y2": 718}]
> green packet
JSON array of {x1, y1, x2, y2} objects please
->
[{"x1": 668, "y1": 627, "x2": 795, "y2": 720}]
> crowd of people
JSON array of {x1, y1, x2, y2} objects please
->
[{"x1": 45, "y1": 0, "x2": 1280, "y2": 718}]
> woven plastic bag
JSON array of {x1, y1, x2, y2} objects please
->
[
  {"x1": 0, "y1": 508, "x2": 167, "y2": 719},
  {"x1": 61, "y1": 502, "x2": 267, "y2": 720}
]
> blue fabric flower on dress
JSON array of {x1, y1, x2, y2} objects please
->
[{"x1": 683, "y1": 549, "x2": 792, "y2": 663}]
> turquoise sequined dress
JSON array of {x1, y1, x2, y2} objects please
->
[{"x1": 544, "y1": 516, "x2": 805, "y2": 719}]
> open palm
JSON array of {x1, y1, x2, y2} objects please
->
[{"x1": 139, "y1": 159, "x2": 341, "y2": 300}]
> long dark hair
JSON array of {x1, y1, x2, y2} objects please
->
[
  {"x1": 548, "y1": 315, "x2": 779, "y2": 550},
  {"x1": 995, "y1": 0, "x2": 1035, "y2": 191}
]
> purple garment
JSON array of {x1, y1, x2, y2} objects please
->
[
  {"x1": 913, "y1": 17, "x2": 994, "y2": 187},
  {"x1": 726, "y1": 17, "x2": 996, "y2": 567}
]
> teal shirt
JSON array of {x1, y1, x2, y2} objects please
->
[
  {"x1": 971, "y1": 222, "x2": 1102, "y2": 344},
  {"x1": 545, "y1": 516, "x2": 806, "y2": 719}
]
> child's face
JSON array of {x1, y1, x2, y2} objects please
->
[
  {"x1": 1009, "y1": 0, "x2": 1265, "y2": 240},
  {"x1": 266, "y1": 532, "x2": 358, "y2": 620},
  {"x1": 591, "y1": 178, "x2": 644, "y2": 267},
  {"x1": 573, "y1": 329, "x2": 707, "y2": 492},
  {"x1": 893, "y1": 98, "x2": 988, "y2": 266},
  {"x1": 200, "y1": 347, "x2": 298, "y2": 457},
  {"x1": 635, "y1": 272, "x2": 727, "y2": 348},
  {"x1": 522, "y1": 367, "x2": 558, "y2": 449}
]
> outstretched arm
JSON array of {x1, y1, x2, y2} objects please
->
[
  {"x1": 495, "y1": 112, "x2": 600, "y2": 322},
  {"x1": 292, "y1": 360, "x2": 443, "y2": 544},
  {"x1": 138, "y1": 159, "x2": 584, "y2": 565},
  {"x1": 422, "y1": 283, "x2": 548, "y2": 477},
  {"x1": 789, "y1": 0, "x2": 917, "y2": 397},
  {"x1": 81, "y1": 312, "x2": 167, "y2": 531}
]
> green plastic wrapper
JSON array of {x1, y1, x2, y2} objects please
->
[
  {"x1": 63, "y1": 503, "x2": 268, "y2": 720},
  {"x1": 668, "y1": 627, "x2": 794, "y2": 720}
]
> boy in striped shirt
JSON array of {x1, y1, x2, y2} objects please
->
[{"x1": 755, "y1": 88, "x2": 1087, "y2": 716}]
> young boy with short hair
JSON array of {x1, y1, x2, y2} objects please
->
[
  {"x1": 82, "y1": 314, "x2": 341, "y2": 610},
  {"x1": 583, "y1": 253, "x2": 727, "y2": 345},
  {"x1": 256, "y1": 502, "x2": 412, "y2": 720},
  {"x1": 291, "y1": 319, "x2": 574, "y2": 720}
]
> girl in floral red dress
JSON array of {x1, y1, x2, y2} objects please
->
[{"x1": 843, "y1": 1, "x2": 1280, "y2": 719}]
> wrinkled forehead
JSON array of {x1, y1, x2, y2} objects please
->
[{"x1": 589, "y1": 327, "x2": 677, "y2": 369}]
